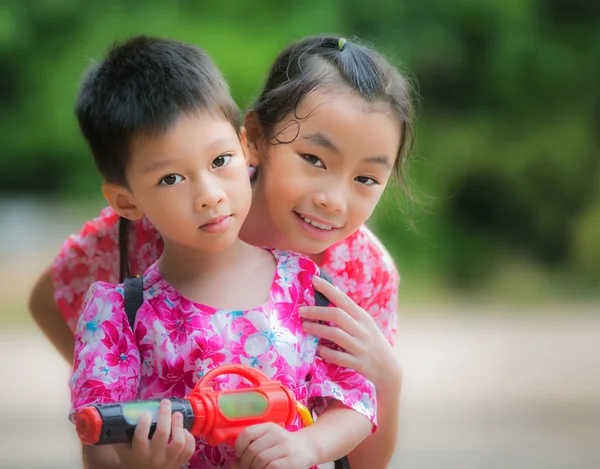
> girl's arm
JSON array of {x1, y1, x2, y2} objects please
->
[
  {"x1": 300, "y1": 275, "x2": 402, "y2": 469},
  {"x1": 29, "y1": 266, "x2": 75, "y2": 364}
]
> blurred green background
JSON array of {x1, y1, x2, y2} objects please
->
[
  {"x1": 0, "y1": 2, "x2": 599, "y2": 468},
  {"x1": 2, "y1": 0, "x2": 598, "y2": 302}
]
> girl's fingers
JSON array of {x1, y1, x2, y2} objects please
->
[
  {"x1": 316, "y1": 344, "x2": 358, "y2": 371},
  {"x1": 311, "y1": 276, "x2": 372, "y2": 322},
  {"x1": 301, "y1": 320, "x2": 356, "y2": 352},
  {"x1": 299, "y1": 305, "x2": 364, "y2": 339}
]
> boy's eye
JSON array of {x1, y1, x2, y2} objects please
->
[
  {"x1": 301, "y1": 154, "x2": 325, "y2": 168},
  {"x1": 159, "y1": 174, "x2": 184, "y2": 186},
  {"x1": 212, "y1": 154, "x2": 232, "y2": 169},
  {"x1": 355, "y1": 175, "x2": 378, "y2": 186}
]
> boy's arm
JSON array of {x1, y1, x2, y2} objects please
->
[
  {"x1": 28, "y1": 266, "x2": 75, "y2": 364},
  {"x1": 299, "y1": 400, "x2": 373, "y2": 465},
  {"x1": 233, "y1": 400, "x2": 373, "y2": 469}
]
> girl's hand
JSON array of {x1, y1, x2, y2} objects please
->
[
  {"x1": 113, "y1": 399, "x2": 196, "y2": 469},
  {"x1": 299, "y1": 276, "x2": 401, "y2": 388},
  {"x1": 232, "y1": 423, "x2": 314, "y2": 469}
]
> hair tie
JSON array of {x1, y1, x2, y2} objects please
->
[{"x1": 338, "y1": 38, "x2": 347, "y2": 51}]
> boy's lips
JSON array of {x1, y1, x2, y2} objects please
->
[{"x1": 198, "y1": 215, "x2": 232, "y2": 233}]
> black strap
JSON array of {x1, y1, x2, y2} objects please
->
[
  {"x1": 124, "y1": 276, "x2": 143, "y2": 330},
  {"x1": 314, "y1": 271, "x2": 351, "y2": 469},
  {"x1": 118, "y1": 217, "x2": 130, "y2": 283},
  {"x1": 315, "y1": 271, "x2": 333, "y2": 306}
]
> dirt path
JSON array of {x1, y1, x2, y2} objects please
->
[{"x1": 1, "y1": 308, "x2": 599, "y2": 469}]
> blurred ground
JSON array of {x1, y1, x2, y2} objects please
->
[
  {"x1": 1, "y1": 199, "x2": 599, "y2": 468},
  {"x1": 1, "y1": 308, "x2": 599, "y2": 469}
]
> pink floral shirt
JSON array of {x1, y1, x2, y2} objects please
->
[
  {"x1": 53, "y1": 207, "x2": 399, "y2": 344},
  {"x1": 70, "y1": 250, "x2": 377, "y2": 469}
]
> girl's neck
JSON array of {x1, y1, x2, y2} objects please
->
[
  {"x1": 239, "y1": 176, "x2": 283, "y2": 249},
  {"x1": 240, "y1": 172, "x2": 326, "y2": 266}
]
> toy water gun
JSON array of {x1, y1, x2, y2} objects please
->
[{"x1": 74, "y1": 364, "x2": 313, "y2": 447}]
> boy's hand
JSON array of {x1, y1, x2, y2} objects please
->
[
  {"x1": 232, "y1": 423, "x2": 315, "y2": 469},
  {"x1": 113, "y1": 399, "x2": 195, "y2": 469}
]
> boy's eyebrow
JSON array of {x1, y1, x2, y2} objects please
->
[
  {"x1": 300, "y1": 132, "x2": 393, "y2": 168},
  {"x1": 143, "y1": 158, "x2": 177, "y2": 175},
  {"x1": 143, "y1": 137, "x2": 240, "y2": 174}
]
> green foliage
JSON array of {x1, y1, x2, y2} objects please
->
[{"x1": 2, "y1": 0, "x2": 598, "y2": 296}]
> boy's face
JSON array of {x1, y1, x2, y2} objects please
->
[{"x1": 108, "y1": 112, "x2": 251, "y2": 254}]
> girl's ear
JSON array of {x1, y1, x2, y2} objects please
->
[
  {"x1": 101, "y1": 182, "x2": 144, "y2": 220},
  {"x1": 243, "y1": 112, "x2": 265, "y2": 167}
]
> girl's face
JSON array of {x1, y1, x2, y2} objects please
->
[{"x1": 250, "y1": 90, "x2": 401, "y2": 254}]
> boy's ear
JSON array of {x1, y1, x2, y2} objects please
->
[
  {"x1": 242, "y1": 112, "x2": 264, "y2": 167},
  {"x1": 101, "y1": 182, "x2": 144, "y2": 220}
]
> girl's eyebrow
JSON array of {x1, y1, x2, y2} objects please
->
[
  {"x1": 363, "y1": 156, "x2": 393, "y2": 168},
  {"x1": 301, "y1": 132, "x2": 393, "y2": 168},
  {"x1": 300, "y1": 132, "x2": 340, "y2": 154}
]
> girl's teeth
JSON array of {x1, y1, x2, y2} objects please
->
[{"x1": 301, "y1": 215, "x2": 332, "y2": 230}]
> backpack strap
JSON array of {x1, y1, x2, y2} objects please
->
[
  {"x1": 120, "y1": 216, "x2": 144, "y2": 330},
  {"x1": 124, "y1": 275, "x2": 144, "y2": 330},
  {"x1": 315, "y1": 270, "x2": 334, "y2": 306},
  {"x1": 118, "y1": 217, "x2": 131, "y2": 283},
  {"x1": 313, "y1": 271, "x2": 351, "y2": 469},
  {"x1": 334, "y1": 457, "x2": 351, "y2": 469}
]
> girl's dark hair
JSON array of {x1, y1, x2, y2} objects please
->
[{"x1": 249, "y1": 34, "x2": 415, "y2": 194}]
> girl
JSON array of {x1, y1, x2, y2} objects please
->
[
  {"x1": 31, "y1": 34, "x2": 414, "y2": 469},
  {"x1": 69, "y1": 36, "x2": 377, "y2": 469}
]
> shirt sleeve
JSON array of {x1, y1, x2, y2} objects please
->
[
  {"x1": 295, "y1": 254, "x2": 378, "y2": 430},
  {"x1": 324, "y1": 226, "x2": 400, "y2": 347},
  {"x1": 306, "y1": 357, "x2": 378, "y2": 431},
  {"x1": 357, "y1": 263, "x2": 399, "y2": 347},
  {"x1": 69, "y1": 281, "x2": 141, "y2": 417}
]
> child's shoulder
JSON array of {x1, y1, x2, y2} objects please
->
[
  {"x1": 325, "y1": 224, "x2": 398, "y2": 276},
  {"x1": 270, "y1": 248, "x2": 321, "y2": 276},
  {"x1": 79, "y1": 280, "x2": 126, "y2": 321}
]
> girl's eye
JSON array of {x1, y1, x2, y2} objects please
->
[
  {"x1": 159, "y1": 174, "x2": 184, "y2": 186},
  {"x1": 355, "y1": 175, "x2": 379, "y2": 186},
  {"x1": 301, "y1": 154, "x2": 325, "y2": 168},
  {"x1": 212, "y1": 154, "x2": 232, "y2": 169}
]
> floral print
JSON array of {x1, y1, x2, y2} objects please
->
[
  {"x1": 70, "y1": 250, "x2": 377, "y2": 469},
  {"x1": 53, "y1": 207, "x2": 399, "y2": 345}
]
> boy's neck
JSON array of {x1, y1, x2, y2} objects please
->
[
  {"x1": 158, "y1": 237, "x2": 249, "y2": 286},
  {"x1": 157, "y1": 237, "x2": 277, "y2": 310}
]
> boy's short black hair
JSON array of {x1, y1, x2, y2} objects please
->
[{"x1": 75, "y1": 36, "x2": 241, "y2": 186}]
